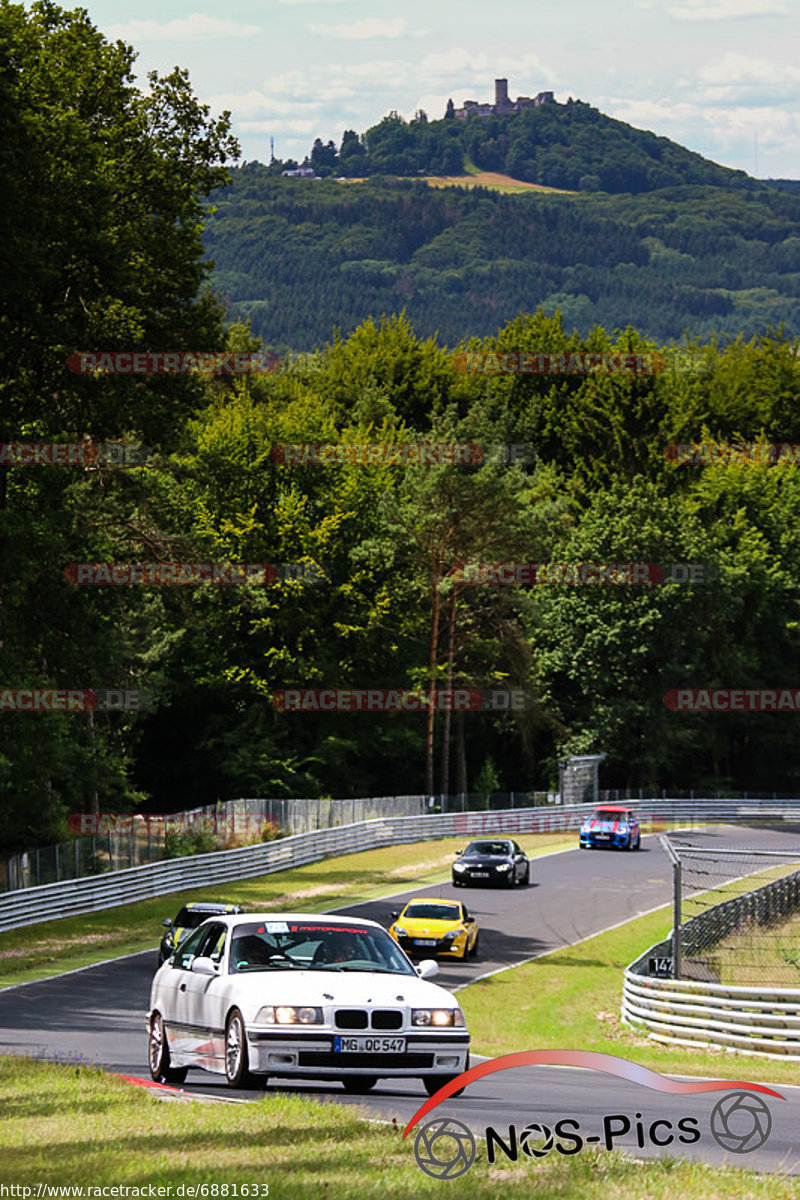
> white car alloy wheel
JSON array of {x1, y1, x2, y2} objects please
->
[
  {"x1": 225, "y1": 1008, "x2": 259, "y2": 1089},
  {"x1": 148, "y1": 1012, "x2": 187, "y2": 1085}
]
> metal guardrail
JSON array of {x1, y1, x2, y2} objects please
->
[
  {"x1": 0, "y1": 794, "x2": 428, "y2": 892},
  {"x1": 622, "y1": 951, "x2": 800, "y2": 1060},
  {"x1": 2, "y1": 795, "x2": 800, "y2": 934},
  {"x1": 623, "y1": 842, "x2": 800, "y2": 1060},
  {"x1": 0, "y1": 802, "x2": 599, "y2": 932}
]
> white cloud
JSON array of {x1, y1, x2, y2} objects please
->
[
  {"x1": 670, "y1": 53, "x2": 800, "y2": 106},
  {"x1": 215, "y1": 48, "x2": 557, "y2": 138},
  {"x1": 309, "y1": 18, "x2": 410, "y2": 39},
  {"x1": 240, "y1": 118, "x2": 320, "y2": 136},
  {"x1": 107, "y1": 14, "x2": 260, "y2": 40},
  {"x1": 212, "y1": 90, "x2": 327, "y2": 118},
  {"x1": 602, "y1": 93, "x2": 800, "y2": 175},
  {"x1": 668, "y1": 0, "x2": 788, "y2": 19}
]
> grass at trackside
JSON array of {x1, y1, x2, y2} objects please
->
[
  {"x1": 711, "y1": 911, "x2": 800, "y2": 986},
  {"x1": 1, "y1": 1058, "x2": 799, "y2": 1195},
  {"x1": 682, "y1": 861, "x2": 800, "y2": 987},
  {"x1": 459, "y1": 905, "x2": 800, "y2": 1088},
  {"x1": 0, "y1": 832, "x2": 573, "y2": 988}
]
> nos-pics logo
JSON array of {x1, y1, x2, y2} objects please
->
[{"x1": 405, "y1": 1050, "x2": 781, "y2": 1180}]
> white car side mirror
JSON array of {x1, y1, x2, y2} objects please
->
[
  {"x1": 417, "y1": 959, "x2": 439, "y2": 979},
  {"x1": 191, "y1": 956, "x2": 218, "y2": 976}
]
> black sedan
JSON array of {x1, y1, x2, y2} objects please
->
[{"x1": 451, "y1": 839, "x2": 530, "y2": 888}]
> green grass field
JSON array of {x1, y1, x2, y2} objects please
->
[{"x1": 1, "y1": 1057, "x2": 798, "y2": 1196}]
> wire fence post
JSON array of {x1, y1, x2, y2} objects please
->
[
  {"x1": 660, "y1": 834, "x2": 681, "y2": 980},
  {"x1": 673, "y1": 856, "x2": 682, "y2": 981}
]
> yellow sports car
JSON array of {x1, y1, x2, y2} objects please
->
[{"x1": 389, "y1": 898, "x2": 479, "y2": 961}]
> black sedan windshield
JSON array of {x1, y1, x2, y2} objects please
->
[{"x1": 463, "y1": 841, "x2": 512, "y2": 857}]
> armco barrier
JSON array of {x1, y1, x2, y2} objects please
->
[
  {"x1": 622, "y1": 858, "x2": 800, "y2": 1060},
  {"x1": 622, "y1": 950, "x2": 800, "y2": 1060},
  {"x1": 2, "y1": 796, "x2": 800, "y2": 933},
  {"x1": 0, "y1": 804, "x2": 597, "y2": 932}
]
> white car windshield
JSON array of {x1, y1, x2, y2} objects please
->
[{"x1": 229, "y1": 921, "x2": 417, "y2": 975}]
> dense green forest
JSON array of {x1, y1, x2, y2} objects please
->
[
  {"x1": 276, "y1": 99, "x2": 755, "y2": 195},
  {"x1": 206, "y1": 169, "x2": 800, "y2": 348},
  {"x1": 2, "y1": 2, "x2": 800, "y2": 851}
]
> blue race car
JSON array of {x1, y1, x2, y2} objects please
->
[{"x1": 579, "y1": 805, "x2": 641, "y2": 851}]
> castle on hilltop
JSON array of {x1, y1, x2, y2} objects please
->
[{"x1": 452, "y1": 79, "x2": 554, "y2": 120}]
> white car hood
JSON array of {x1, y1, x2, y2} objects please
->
[{"x1": 228, "y1": 969, "x2": 454, "y2": 1007}]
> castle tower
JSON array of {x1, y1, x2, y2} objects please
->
[{"x1": 495, "y1": 78, "x2": 509, "y2": 110}]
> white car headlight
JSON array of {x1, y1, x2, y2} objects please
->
[
  {"x1": 453, "y1": 862, "x2": 466, "y2": 872},
  {"x1": 256, "y1": 1005, "x2": 324, "y2": 1025},
  {"x1": 412, "y1": 1008, "x2": 465, "y2": 1027},
  {"x1": 496, "y1": 862, "x2": 512, "y2": 871},
  {"x1": 393, "y1": 925, "x2": 408, "y2": 936}
]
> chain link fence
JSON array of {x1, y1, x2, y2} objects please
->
[
  {"x1": 664, "y1": 838, "x2": 800, "y2": 985},
  {"x1": 0, "y1": 795, "x2": 426, "y2": 892}
]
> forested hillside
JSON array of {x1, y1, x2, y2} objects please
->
[
  {"x1": 3, "y1": 3, "x2": 800, "y2": 852},
  {"x1": 281, "y1": 99, "x2": 755, "y2": 195},
  {"x1": 206, "y1": 169, "x2": 800, "y2": 348}
]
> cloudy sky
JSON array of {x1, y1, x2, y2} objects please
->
[{"x1": 84, "y1": 0, "x2": 799, "y2": 177}]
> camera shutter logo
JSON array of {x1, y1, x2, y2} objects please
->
[
  {"x1": 710, "y1": 1092, "x2": 772, "y2": 1153},
  {"x1": 519, "y1": 1122, "x2": 555, "y2": 1157},
  {"x1": 414, "y1": 1117, "x2": 476, "y2": 1179}
]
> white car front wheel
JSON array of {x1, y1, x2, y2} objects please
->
[{"x1": 225, "y1": 1009, "x2": 261, "y2": 1089}]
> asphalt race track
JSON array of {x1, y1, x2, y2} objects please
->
[{"x1": 2, "y1": 824, "x2": 800, "y2": 1176}]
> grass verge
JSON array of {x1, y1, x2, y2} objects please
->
[
  {"x1": 459, "y1": 904, "x2": 800, "y2": 1087},
  {"x1": 0, "y1": 833, "x2": 573, "y2": 988},
  {"x1": 1, "y1": 1057, "x2": 798, "y2": 1195}
]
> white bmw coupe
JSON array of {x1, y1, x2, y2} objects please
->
[{"x1": 148, "y1": 912, "x2": 470, "y2": 1094}]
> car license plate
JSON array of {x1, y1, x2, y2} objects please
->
[
  {"x1": 596, "y1": 833, "x2": 610, "y2": 840},
  {"x1": 472, "y1": 871, "x2": 489, "y2": 877},
  {"x1": 415, "y1": 938, "x2": 436, "y2": 946},
  {"x1": 334, "y1": 1036, "x2": 406, "y2": 1054}
]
